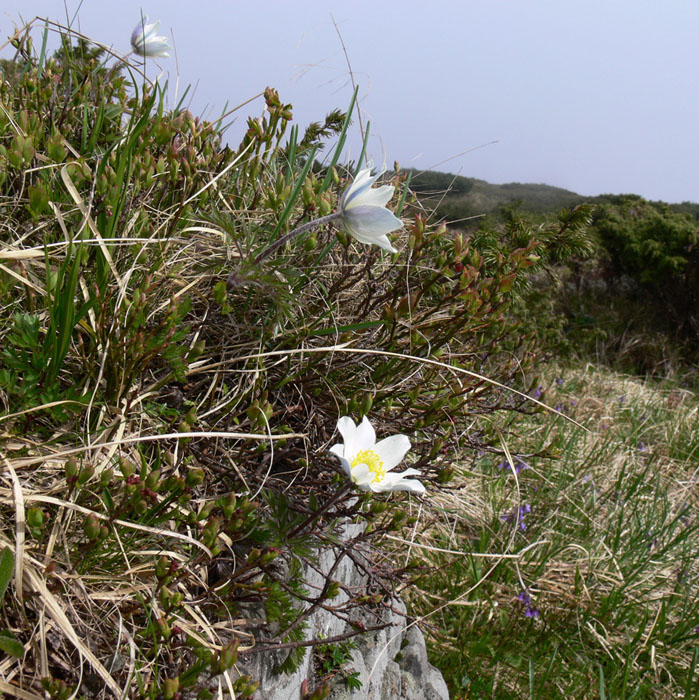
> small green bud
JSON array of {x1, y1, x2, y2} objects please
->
[
  {"x1": 437, "y1": 466, "x2": 455, "y2": 483},
  {"x1": 28, "y1": 185, "x2": 49, "y2": 215},
  {"x1": 155, "y1": 556, "x2": 170, "y2": 579},
  {"x1": 47, "y1": 135, "x2": 66, "y2": 163},
  {"x1": 162, "y1": 676, "x2": 179, "y2": 699},
  {"x1": 100, "y1": 468, "x2": 114, "y2": 488},
  {"x1": 303, "y1": 232, "x2": 317, "y2": 251},
  {"x1": 242, "y1": 681, "x2": 260, "y2": 697},
  {"x1": 145, "y1": 469, "x2": 161, "y2": 490},
  {"x1": 219, "y1": 640, "x2": 239, "y2": 670},
  {"x1": 246, "y1": 548, "x2": 262, "y2": 565},
  {"x1": 119, "y1": 459, "x2": 134, "y2": 478},
  {"x1": 260, "y1": 548, "x2": 280, "y2": 565},
  {"x1": 65, "y1": 457, "x2": 78, "y2": 480},
  {"x1": 84, "y1": 513, "x2": 101, "y2": 540},
  {"x1": 186, "y1": 468, "x2": 205, "y2": 488},
  {"x1": 326, "y1": 580, "x2": 340, "y2": 599},
  {"x1": 27, "y1": 506, "x2": 45, "y2": 529},
  {"x1": 318, "y1": 194, "x2": 332, "y2": 216},
  {"x1": 239, "y1": 498, "x2": 256, "y2": 515},
  {"x1": 77, "y1": 463, "x2": 94, "y2": 485},
  {"x1": 155, "y1": 616, "x2": 171, "y2": 640},
  {"x1": 159, "y1": 586, "x2": 172, "y2": 608},
  {"x1": 213, "y1": 280, "x2": 227, "y2": 305},
  {"x1": 134, "y1": 499, "x2": 148, "y2": 514}
]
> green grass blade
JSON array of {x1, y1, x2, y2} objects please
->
[
  {"x1": 321, "y1": 85, "x2": 358, "y2": 190},
  {"x1": 37, "y1": 20, "x2": 49, "y2": 79},
  {"x1": 0, "y1": 547, "x2": 13, "y2": 603},
  {"x1": 269, "y1": 146, "x2": 318, "y2": 240},
  {"x1": 356, "y1": 119, "x2": 370, "y2": 171},
  {"x1": 686, "y1": 647, "x2": 698, "y2": 700}
]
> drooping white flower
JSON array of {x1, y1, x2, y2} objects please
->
[
  {"x1": 130, "y1": 16, "x2": 171, "y2": 58},
  {"x1": 329, "y1": 416, "x2": 425, "y2": 494},
  {"x1": 338, "y1": 168, "x2": 403, "y2": 253}
]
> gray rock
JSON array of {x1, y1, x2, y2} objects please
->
[
  {"x1": 236, "y1": 523, "x2": 449, "y2": 700},
  {"x1": 396, "y1": 626, "x2": 450, "y2": 700}
]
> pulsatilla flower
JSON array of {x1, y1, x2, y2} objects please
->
[
  {"x1": 131, "y1": 16, "x2": 171, "y2": 58},
  {"x1": 330, "y1": 416, "x2": 425, "y2": 494},
  {"x1": 338, "y1": 168, "x2": 403, "y2": 252}
]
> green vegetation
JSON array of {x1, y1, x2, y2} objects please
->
[
  {"x1": 0, "y1": 15, "x2": 697, "y2": 700},
  {"x1": 408, "y1": 367, "x2": 699, "y2": 698}
]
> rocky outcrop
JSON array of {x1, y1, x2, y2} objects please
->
[{"x1": 239, "y1": 523, "x2": 449, "y2": 699}]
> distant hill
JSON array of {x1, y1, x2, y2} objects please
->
[{"x1": 404, "y1": 169, "x2": 699, "y2": 223}]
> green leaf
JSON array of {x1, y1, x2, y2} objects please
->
[
  {"x1": 0, "y1": 547, "x2": 14, "y2": 604},
  {"x1": 0, "y1": 631, "x2": 24, "y2": 658}
]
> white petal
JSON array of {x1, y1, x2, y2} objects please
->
[
  {"x1": 343, "y1": 206, "x2": 403, "y2": 240},
  {"x1": 335, "y1": 416, "x2": 357, "y2": 457},
  {"x1": 329, "y1": 443, "x2": 345, "y2": 459},
  {"x1": 340, "y1": 168, "x2": 382, "y2": 209},
  {"x1": 372, "y1": 434, "x2": 411, "y2": 471},
  {"x1": 329, "y1": 444, "x2": 352, "y2": 477},
  {"x1": 374, "y1": 475, "x2": 426, "y2": 494},
  {"x1": 354, "y1": 415, "x2": 376, "y2": 451},
  {"x1": 350, "y1": 463, "x2": 373, "y2": 490},
  {"x1": 345, "y1": 184, "x2": 394, "y2": 210}
]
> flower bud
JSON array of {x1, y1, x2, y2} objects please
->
[
  {"x1": 162, "y1": 677, "x2": 179, "y2": 700},
  {"x1": 65, "y1": 457, "x2": 78, "y2": 481},
  {"x1": 27, "y1": 506, "x2": 45, "y2": 530},
  {"x1": 159, "y1": 585, "x2": 172, "y2": 608},
  {"x1": 84, "y1": 513, "x2": 101, "y2": 540},
  {"x1": 260, "y1": 548, "x2": 280, "y2": 565},
  {"x1": 28, "y1": 185, "x2": 49, "y2": 215},
  {"x1": 155, "y1": 556, "x2": 170, "y2": 579},
  {"x1": 119, "y1": 458, "x2": 134, "y2": 478},
  {"x1": 155, "y1": 615, "x2": 171, "y2": 640},
  {"x1": 186, "y1": 469, "x2": 205, "y2": 488},
  {"x1": 77, "y1": 464, "x2": 94, "y2": 485},
  {"x1": 219, "y1": 640, "x2": 239, "y2": 670}
]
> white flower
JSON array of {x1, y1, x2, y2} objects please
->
[
  {"x1": 338, "y1": 168, "x2": 403, "y2": 253},
  {"x1": 130, "y1": 16, "x2": 171, "y2": 58},
  {"x1": 330, "y1": 416, "x2": 425, "y2": 494}
]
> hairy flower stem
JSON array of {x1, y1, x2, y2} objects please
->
[
  {"x1": 226, "y1": 211, "x2": 341, "y2": 290},
  {"x1": 253, "y1": 212, "x2": 342, "y2": 265}
]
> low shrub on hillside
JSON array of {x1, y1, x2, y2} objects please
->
[{"x1": 0, "y1": 18, "x2": 558, "y2": 697}]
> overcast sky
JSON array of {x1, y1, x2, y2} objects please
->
[{"x1": 4, "y1": 1, "x2": 699, "y2": 202}]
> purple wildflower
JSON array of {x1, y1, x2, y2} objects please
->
[
  {"x1": 556, "y1": 378, "x2": 563, "y2": 385},
  {"x1": 516, "y1": 589, "x2": 540, "y2": 619},
  {"x1": 502, "y1": 504, "x2": 532, "y2": 531},
  {"x1": 638, "y1": 442, "x2": 646, "y2": 452},
  {"x1": 497, "y1": 458, "x2": 529, "y2": 475},
  {"x1": 517, "y1": 590, "x2": 531, "y2": 605}
]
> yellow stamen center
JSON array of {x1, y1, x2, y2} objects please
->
[{"x1": 351, "y1": 449, "x2": 386, "y2": 484}]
